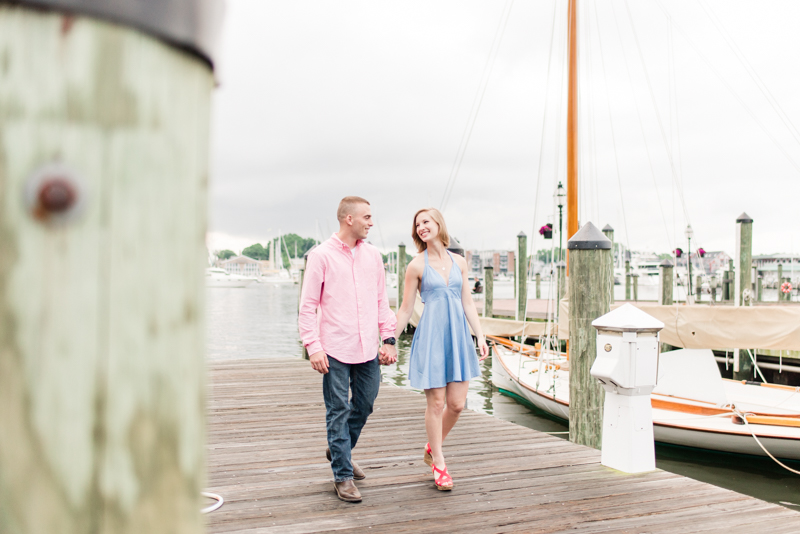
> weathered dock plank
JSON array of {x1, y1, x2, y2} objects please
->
[{"x1": 206, "y1": 358, "x2": 800, "y2": 533}]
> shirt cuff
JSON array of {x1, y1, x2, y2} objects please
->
[
  {"x1": 306, "y1": 341, "x2": 324, "y2": 355},
  {"x1": 380, "y1": 330, "x2": 395, "y2": 341}
]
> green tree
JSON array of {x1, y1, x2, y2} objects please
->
[
  {"x1": 242, "y1": 243, "x2": 268, "y2": 260},
  {"x1": 536, "y1": 247, "x2": 564, "y2": 263},
  {"x1": 217, "y1": 249, "x2": 236, "y2": 260}
]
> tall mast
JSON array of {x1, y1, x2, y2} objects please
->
[{"x1": 566, "y1": 0, "x2": 578, "y2": 272}]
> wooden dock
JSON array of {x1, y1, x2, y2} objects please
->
[{"x1": 206, "y1": 358, "x2": 800, "y2": 533}]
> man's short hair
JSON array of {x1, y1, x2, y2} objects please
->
[{"x1": 337, "y1": 196, "x2": 370, "y2": 221}]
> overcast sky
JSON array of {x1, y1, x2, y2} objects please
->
[{"x1": 207, "y1": 0, "x2": 800, "y2": 258}]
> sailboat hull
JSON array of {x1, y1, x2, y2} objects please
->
[{"x1": 492, "y1": 346, "x2": 800, "y2": 461}]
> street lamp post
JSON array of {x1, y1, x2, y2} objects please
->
[
  {"x1": 556, "y1": 181, "x2": 566, "y2": 263},
  {"x1": 685, "y1": 224, "x2": 694, "y2": 303}
]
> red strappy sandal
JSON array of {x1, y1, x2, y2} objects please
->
[
  {"x1": 431, "y1": 463, "x2": 454, "y2": 491},
  {"x1": 424, "y1": 443, "x2": 433, "y2": 467}
]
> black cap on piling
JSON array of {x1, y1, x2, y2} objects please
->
[
  {"x1": 736, "y1": 212, "x2": 753, "y2": 223},
  {"x1": 567, "y1": 222, "x2": 612, "y2": 250},
  {"x1": 659, "y1": 259, "x2": 673, "y2": 268},
  {"x1": 517, "y1": 231, "x2": 527, "y2": 238},
  {"x1": 398, "y1": 241, "x2": 405, "y2": 247},
  {"x1": 447, "y1": 235, "x2": 465, "y2": 257},
  {"x1": 602, "y1": 224, "x2": 614, "y2": 232},
  {"x1": 15, "y1": 0, "x2": 225, "y2": 68},
  {"x1": 556, "y1": 261, "x2": 566, "y2": 268}
]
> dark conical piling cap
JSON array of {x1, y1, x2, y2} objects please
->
[
  {"x1": 567, "y1": 222, "x2": 612, "y2": 250},
  {"x1": 736, "y1": 212, "x2": 753, "y2": 223},
  {"x1": 447, "y1": 235, "x2": 465, "y2": 257},
  {"x1": 517, "y1": 231, "x2": 527, "y2": 238},
  {"x1": 659, "y1": 259, "x2": 673, "y2": 268},
  {"x1": 556, "y1": 261, "x2": 566, "y2": 268},
  {"x1": 602, "y1": 224, "x2": 614, "y2": 232}
]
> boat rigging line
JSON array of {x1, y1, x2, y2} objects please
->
[
  {"x1": 592, "y1": 1, "x2": 631, "y2": 254},
  {"x1": 439, "y1": 0, "x2": 515, "y2": 213},
  {"x1": 609, "y1": 0, "x2": 674, "y2": 252},
  {"x1": 651, "y1": 0, "x2": 800, "y2": 177}
]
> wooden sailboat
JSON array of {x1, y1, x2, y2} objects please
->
[{"x1": 489, "y1": 0, "x2": 800, "y2": 462}]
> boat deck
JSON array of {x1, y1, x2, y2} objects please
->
[{"x1": 207, "y1": 358, "x2": 800, "y2": 533}]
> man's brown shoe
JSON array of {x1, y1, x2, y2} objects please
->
[
  {"x1": 326, "y1": 448, "x2": 366, "y2": 480},
  {"x1": 334, "y1": 479, "x2": 362, "y2": 503}
]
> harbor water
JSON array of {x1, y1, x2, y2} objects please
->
[{"x1": 207, "y1": 282, "x2": 800, "y2": 510}]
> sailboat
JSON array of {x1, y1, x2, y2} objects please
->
[
  {"x1": 262, "y1": 233, "x2": 294, "y2": 284},
  {"x1": 488, "y1": 0, "x2": 800, "y2": 462}
]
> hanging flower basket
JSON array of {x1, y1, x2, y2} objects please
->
[
  {"x1": 697, "y1": 248, "x2": 706, "y2": 258},
  {"x1": 539, "y1": 223, "x2": 553, "y2": 239},
  {"x1": 674, "y1": 248, "x2": 683, "y2": 258}
]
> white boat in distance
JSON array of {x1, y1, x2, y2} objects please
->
[
  {"x1": 206, "y1": 268, "x2": 255, "y2": 288},
  {"x1": 491, "y1": 339, "x2": 800, "y2": 461}
]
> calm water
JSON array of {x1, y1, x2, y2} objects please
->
[{"x1": 206, "y1": 282, "x2": 800, "y2": 510}]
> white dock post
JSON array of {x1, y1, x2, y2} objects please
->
[{"x1": 591, "y1": 304, "x2": 664, "y2": 473}]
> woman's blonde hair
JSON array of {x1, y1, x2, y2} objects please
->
[{"x1": 412, "y1": 208, "x2": 450, "y2": 252}]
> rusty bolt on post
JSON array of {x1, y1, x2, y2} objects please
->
[{"x1": 25, "y1": 163, "x2": 87, "y2": 225}]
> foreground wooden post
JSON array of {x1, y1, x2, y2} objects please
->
[
  {"x1": 659, "y1": 260, "x2": 674, "y2": 305},
  {"x1": 517, "y1": 231, "x2": 528, "y2": 321},
  {"x1": 398, "y1": 242, "x2": 407, "y2": 310},
  {"x1": 0, "y1": 3, "x2": 220, "y2": 532},
  {"x1": 483, "y1": 265, "x2": 494, "y2": 318},
  {"x1": 602, "y1": 225, "x2": 615, "y2": 303},
  {"x1": 535, "y1": 272, "x2": 541, "y2": 299},
  {"x1": 300, "y1": 253, "x2": 310, "y2": 359},
  {"x1": 568, "y1": 222, "x2": 612, "y2": 449}
]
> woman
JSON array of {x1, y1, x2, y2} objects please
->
[{"x1": 393, "y1": 208, "x2": 489, "y2": 491}]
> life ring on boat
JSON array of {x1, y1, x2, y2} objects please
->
[{"x1": 781, "y1": 281, "x2": 793, "y2": 294}]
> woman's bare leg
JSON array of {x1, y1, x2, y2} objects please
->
[
  {"x1": 424, "y1": 387, "x2": 447, "y2": 467},
  {"x1": 441, "y1": 381, "x2": 469, "y2": 443}
]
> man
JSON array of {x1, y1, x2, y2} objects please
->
[{"x1": 298, "y1": 196, "x2": 398, "y2": 503}]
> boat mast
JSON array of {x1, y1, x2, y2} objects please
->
[{"x1": 566, "y1": 0, "x2": 578, "y2": 272}]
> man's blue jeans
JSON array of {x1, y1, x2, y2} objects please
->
[{"x1": 322, "y1": 354, "x2": 381, "y2": 482}]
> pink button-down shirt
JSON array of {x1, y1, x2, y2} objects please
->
[{"x1": 299, "y1": 234, "x2": 397, "y2": 364}]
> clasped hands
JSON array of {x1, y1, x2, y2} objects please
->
[{"x1": 378, "y1": 343, "x2": 397, "y2": 365}]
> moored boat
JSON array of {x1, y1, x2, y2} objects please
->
[{"x1": 491, "y1": 337, "x2": 800, "y2": 461}]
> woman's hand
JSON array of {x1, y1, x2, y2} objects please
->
[{"x1": 477, "y1": 337, "x2": 489, "y2": 361}]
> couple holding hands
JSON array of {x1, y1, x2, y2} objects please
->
[{"x1": 298, "y1": 196, "x2": 488, "y2": 503}]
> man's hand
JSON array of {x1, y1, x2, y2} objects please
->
[
  {"x1": 379, "y1": 344, "x2": 398, "y2": 365},
  {"x1": 309, "y1": 351, "x2": 329, "y2": 374}
]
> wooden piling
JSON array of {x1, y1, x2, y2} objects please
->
[
  {"x1": 633, "y1": 273, "x2": 639, "y2": 302},
  {"x1": 567, "y1": 222, "x2": 612, "y2": 449},
  {"x1": 602, "y1": 224, "x2": 615, "y2": 303},
  {"x1": 659, "y1": 259, "x2": 674, "y2": 306},
  {"x1": 300, "y1": 253, "x2": 309, "y2": 359},
  {"x1": 483, "y1": 265, "x2": 494, "y2": 318},
  {"x1": 517, "y1": 232, "x2": 527, "y2": 321},
  {"x1": 757, "y1": 275, "x2": 763, "y2": 302},
  {"x1": 557, "y1": 261, "x2": 567, "y2": 302},
  {"x1": 625, "y1": 258, "x2": 631, "y2": 300},
  {"x1": 535, "y1": 272, "x2": 541, "y2": 299},
  {"x1": 0, "y1": 5, "x2": 218, "y2": 532},
  {"x1": 696, "y1": 275, "x2": 703, "y2": 302},
  {"x1": 398, "y1": 242, "x2": 407, "y2": 310},
  {"x1": 778, "y1": 264, "x2": 784, "y2": 302},
  {"x1": 736, "y1": 213, "x2": 753, "y2": 306}
]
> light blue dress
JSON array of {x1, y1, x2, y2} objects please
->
[{"x1": 408, "y1": 250, "x2": 480, "y2": 390}]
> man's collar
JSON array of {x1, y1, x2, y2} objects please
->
[{"x1": 331, "y1": 233, "x2": 362, "y2": 251}]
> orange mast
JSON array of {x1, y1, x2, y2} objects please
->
[{"x1": 566, "y1": 0, "x2": 578, "y2": 273}]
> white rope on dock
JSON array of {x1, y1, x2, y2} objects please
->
[{"x1": 201, "y1": 491, "x2": 224, "y2": 514}]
